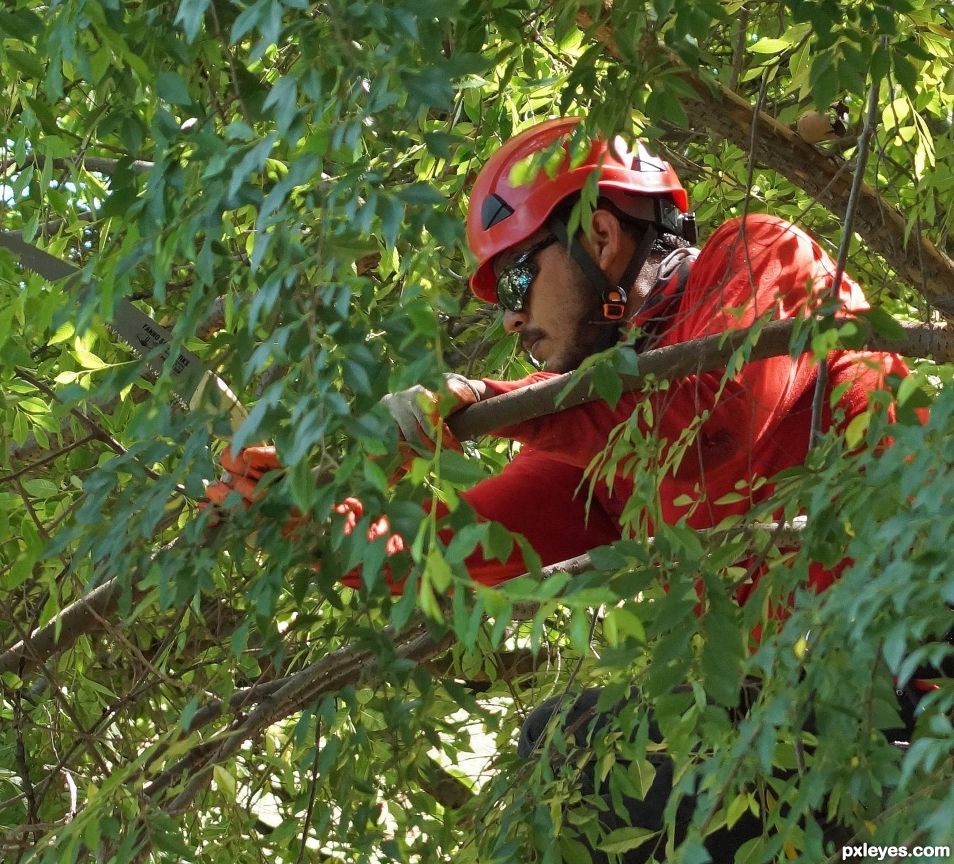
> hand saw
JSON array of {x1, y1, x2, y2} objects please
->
[{"x1": 0, "y1": 230, "x2": 247, "y2": 432}]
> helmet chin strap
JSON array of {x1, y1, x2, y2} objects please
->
[{"x1": 549, "y1": 216, "x2": 658, "y2": 322}]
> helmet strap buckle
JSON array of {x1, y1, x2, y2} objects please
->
[{"x1": 602, "y1": 287, "x2": 628, "y2": 321}]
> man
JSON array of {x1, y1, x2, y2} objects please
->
[{"x1": 207, "y1": 117, "x2": 915, "y2": 859}]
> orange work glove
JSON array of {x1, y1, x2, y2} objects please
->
[
  {"x1": 203, "y1": 445, "x2": 306, "y2": 538},
  {"x1": 380, "y1": 372, "x2": 483, "y2": 452}
]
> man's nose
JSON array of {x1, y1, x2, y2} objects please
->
[{"x1": 502, "y1": 308, "x2": 527, "y2": 333}]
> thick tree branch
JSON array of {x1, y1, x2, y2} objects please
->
[
  {"x1": 153, "y1": 617, "x2": 455, "y2": 815},
  {"x1": 0, "y1": 578, "x2": 141, "y2": 677},
  {"x1": 142, "y1": 518, "x2": 807, "y2": 824},
  {"x1": 416, "y1": 757, "x2": 476, "y2": 811},
  {"x1": 0, "y1": 154, "x2": 154, "y2": 176},
  {"x1": 575, "y1": 8, "x2": 954, "y2": 318},
  {"x1": 426, "y1": 648, "x2": 542, "y2": 690},
  {"x1": 447, "y1": 318, "x2": 953, "y2": 442}
]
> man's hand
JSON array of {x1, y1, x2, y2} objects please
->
[
  {"x1": 381, "y1": 372, "x2": 483, "y2": 452},
  {"x1": 203, "y1": 446, "x2": 307, "y2": 538},
  {"x1": 203, "y1": 447, "x2": 403, "y2": 557},
  {"x1": 205, "y1": 445, "x2": 283, "y2": 509}
]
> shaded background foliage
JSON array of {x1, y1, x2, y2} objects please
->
[{"x1": 1, "y1": 0, "x2": 952, "y2": 861}]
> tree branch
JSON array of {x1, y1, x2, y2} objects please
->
[
  {"x1": 153, "y1": 617, "x2": 455, "y2": 815},
  {"x1": 0, "y1": 577, "x2": 140, "y2": 677},
  {"x1": 0, "y1": 434, "x2": 98, "y2": 484},
  {"x1": 447, "y1": 319, "x2": 954, "y2": 442},
  {"x1": 142, "y1": 518, "x2": 807, "y2": 825},
  {"x1": 426, "y1": 647, "x2": 542, "y2": 690},
  {"x1": 0, "y1": 154, "x2": 154, "y2": 176},
  {"x1": 575, "y1": 7, "x2": 954, "y2": 319}
]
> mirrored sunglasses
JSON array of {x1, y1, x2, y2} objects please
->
[{"x1": 495, "y1": 235, "x2": 558, "y2": 313}]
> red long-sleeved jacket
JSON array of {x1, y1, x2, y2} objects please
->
[{"x1": 441, "y1": 214, "x2": 911, "y2": 593}]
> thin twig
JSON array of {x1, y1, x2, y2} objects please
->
[
  {"x1": 0, "y1": 434, "x2": 98, "y2": 484},
  {"x1": 741, "y1": 68, "x2": 771, "y2": 221},
  {"x1": 296, "y1": 714, "x2": 322, "y2": 864},
  {"x1": 809, "y1": 53, "x2": 884, "y2": 445},
  {"x1": 13, "y1": 688, "x2": 39, "y2": 854},
  {"x1": 11, "y1": 367, "x2": 191, "y2": 494},
  {"x1": 728, "y1": 9, "x2": 749, "y2": 92}
]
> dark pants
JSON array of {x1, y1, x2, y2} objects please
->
[
  {"x1": 516, "y1": 686, "x2": 925, "y2": 863},
  {"x1": 516, "y1": 628, "x2": 949, "y2": 861},
  {"x1": 517, "y1": 688, "x2": 767, "y2": 863}
]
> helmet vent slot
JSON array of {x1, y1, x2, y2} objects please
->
[{"x1": 481, "y1": 193, "x2": 515, "y2": 229}]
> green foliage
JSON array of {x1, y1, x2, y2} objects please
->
[{"x1": 2, "y1": 0, "x2": 952, "y2": 862}]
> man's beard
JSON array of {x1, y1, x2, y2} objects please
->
[{"x1": 545, "y1": 298, "x2": 621, "y2": 373}]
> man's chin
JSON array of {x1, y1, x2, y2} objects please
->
[
  {"x1": 529, "y1": 338, "x2": 592, "y2": 373},
  {"x1": 540, "y1": 353, "x2": 580, "y2": 374}
]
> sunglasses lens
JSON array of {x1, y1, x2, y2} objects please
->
[{"x1": 497, "y1": 265, "x2": 533, "y2": 312}]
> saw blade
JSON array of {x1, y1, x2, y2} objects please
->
[{"x1": 0, "y1": 230, "x2": 246, "y2": 430}]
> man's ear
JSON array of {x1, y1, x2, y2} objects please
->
[{"x1": 587, "y1": 208, "x2": 626, "y2": 271}]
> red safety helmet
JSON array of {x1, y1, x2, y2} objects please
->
[{"x1": 466, "y1": 117, "x2": 690, "y2": 303}]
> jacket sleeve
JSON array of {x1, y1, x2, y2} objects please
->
[{"x1": 451, "y1": 448, "x2": 622, "y2": 586}]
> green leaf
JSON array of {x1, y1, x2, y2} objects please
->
[
  {"x1": 179, "y1": 695, "x2": 200, "y2": 730},
  {"x1": 156, "y1": 71, "x2": 192, "y2": 106},
  {"x1": 423, "y1": 549, "x2": 453, "y2": 593},
  {"x1": 423, "y1": 131, "x2": 455, "y2": 158},
  {"x1": 597, "y1": 827, "x2": 657, "y2": 854},
  {"x1": 559, "y1": 835, "x2": 594, "y2": 863},
  {"x1": 0, "y1": 8, "x2": 43, "y2": 41},
  {"x1": 808, "y1": 54, "x2": 838, "y2": 111},
  {"x1": 844, "y1": 411, "x2": 870, "y2": 449},
  {"x1": 629, "y1": 759, "x2": 656, "y2": 799},
  {"x1": 262, "y1": 76, "x2": 298, "y2": 133},
  {"x1": 438, "y1": 449, "x2": 486, "y2": 485},
  {"x1": 483, "y1": 521, "x2": 514, "y2": 563},
  {"x1": 22, "y1": 479, "x2": 59, "y2": 498},
  {"x1": 893, "y1": 55, "x2": 920, "y2": 97},
  {"x1": 49, "y1": 320, "x2": 74, "y2": 345},
  {"x1": 7, "y1": 49, "x2": 45, "y2": 79},
  {"x1": 213, "y1": 765, "x2": 237, "y2": 798},
  {"x1": 725, "y1": 792, "x2": 753, "y2": 829},
  {"x1": 749, "y1": 37, "x2": 791, "y2": 54},
  {"x1": 174, "y1": 0, "x2": 211, "y2": 42},
  {"x1": 401, "y1": 66, "x2": 454, "y2": 111},
  {"x1": 862, "y1": 306, "x2": 905, "y2": 341},
  {"x1": 397, "y1": 183, "x2": 445, "y2": 206},
  {"x1": 603, "y1": 606, "x2": 646, "y2": 644}
]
